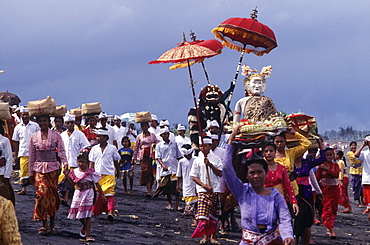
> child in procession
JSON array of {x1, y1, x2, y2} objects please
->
[
  {"x1": 176, "y1": 144, "x2": 197, "y2": 227},
  {"x1": 118, "y1": 136, "x2": 135, "y2": 195},
  {"x1": 64, "y1": 151, "x2": 105, "y2": 242}
]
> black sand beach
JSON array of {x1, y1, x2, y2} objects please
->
[{"x1": 12, "y1": 167, "x2": 370, "y2": 245}]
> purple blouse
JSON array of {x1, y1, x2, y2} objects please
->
[
  {"x1": 223, "y1": 144, "x2": 293, "y2": 244},
  {"x1": 294, "y1": 150, "x2": 326, "y2": 198}
]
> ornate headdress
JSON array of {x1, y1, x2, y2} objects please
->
[
  {"x1": 241, "y1": 64, "x2": 272, "y2": 81},
  {"x1": 242, "y1": 65, "x2": 272, "y2": 95}
]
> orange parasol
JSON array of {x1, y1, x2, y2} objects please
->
[{"x1": 169, "y1": 31, "x2": 224, "y2": 85}]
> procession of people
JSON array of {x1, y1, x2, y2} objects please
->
[
  {"x1": 1, "y1": 97, "x2": 370, "y2": 245},
  {"x1": 0, "y1": 7, "x2": 369, "y2": 245}
]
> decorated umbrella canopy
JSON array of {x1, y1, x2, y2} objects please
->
[
  {"x1": 149, "y1": 34, "x2": 217, "y2": 187},
  {"x1": 169, "y1": 32, "x2": 224, "y2": 85},
  {"x1": 212, "y1": 7, "x2": 277, "y2": 133},
  {"x1": 0, "y1": 91, "x2": 21, "y2": 106}
]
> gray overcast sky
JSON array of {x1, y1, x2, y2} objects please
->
[{"x1": 1, "y1": 0, "x2": 369, "y2": 132}]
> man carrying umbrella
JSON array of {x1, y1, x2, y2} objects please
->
[
  {"x1": 12, "y1": 106, "x2": 40, "y2": 195},
  {"x1": 190, "y1": 136, "x2": 222, "y2": 245}
]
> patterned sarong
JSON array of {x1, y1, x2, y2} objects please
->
[
  {"x1": 196, "y1": 192, "x2": 219, "y2": 220},
  {"x1": 191, "y1": 192, "x2": 219, "y2": 238},
  {"x1": 140, "y1": 148, "x2": 154, "y2": 186},
  {"x1": 33, "y1": 170, "x2": 60, "y2": 220},
  {"x1": 242, "y1": 229, "x2": 283, "y2": 245}
]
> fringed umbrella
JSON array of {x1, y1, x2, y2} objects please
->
[
  {"x1": 149, "y1": 34, "x2": 217, "y2": 191},
  {"x1": 169, "y1": 31, "x2": 224, "y2": 85},
  {"x1": 212, "y1": 7, "x2": 277, "y2": 133}
]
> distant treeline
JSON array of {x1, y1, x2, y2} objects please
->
[{"x1": 322, "y1": 126, "x2": 370, "y2": 141}]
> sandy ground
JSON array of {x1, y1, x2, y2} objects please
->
[{"x1": 12, "y1": 167, "x2": 370, "y2": 245}]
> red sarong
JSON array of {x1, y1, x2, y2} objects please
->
[
  {"x1": 321, "y1": 185, "x2": 339, "y2": 229},
  {"x1": 338, "y1": 176, "x2": 350, "y2": 209},
  {"x1": 363, "y1": 185, "x2": 370, "y2": 208}
]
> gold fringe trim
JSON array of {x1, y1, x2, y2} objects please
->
[
  {"x1": 212, "y1": 27, "x2": 277, "y2": 56},
  {"x1": 169, "y1": 60, "x2": 198, "y2": 70}
]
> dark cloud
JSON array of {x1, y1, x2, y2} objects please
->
[{"x1": 1, "y1": 0, "x2": 369, "y2": 131}]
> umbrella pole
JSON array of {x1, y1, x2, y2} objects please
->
[
  {"x1": 186, "y1": 60, "x2": 212, "y2": 188},
  {"x1": 200, "y1": 61, "x2": 211, "y2": 85},
  {"x1": 218, "y1": 44, "x2": 246, "y2": 138}
]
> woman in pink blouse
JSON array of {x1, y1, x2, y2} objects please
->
[
  {"x1": 29, "y1": 115, "x2": 68, "y2": 235},
  {"x1": 132, "y1": 122, "x2": 159, "y2": 197},
  {"x1": 263, "y1": 143, "x2": 299, "y2": 216}
]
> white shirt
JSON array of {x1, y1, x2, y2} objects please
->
[
  {"x1": 175, "y1": 135, "x2": 191, "y2": 150},
  {"x1": 190, "y1": 150, "x2": 222, "y2": 193},
  {"x1": 113, "y1": 125, "x2": 127, "y2": 148},
  {"x1": 61, "y1": 129, "x2": 90, "y2": 168},
  {"x1": 177, "y1": 157, "x2": 196, "y2": 197},
  {"x1": 89, "y1": 144, "x2": 120, "y2": 176},
  {"x1": 155, "y1": 140, "x2": 182, "y2": 177},
  {"x1": 12, "y1": 121, "x2": 40, "y2": 157},
  {"x1": 149, "y1": 126, "x2": 160, "y2": 135},
  {"x1": 0, "y1": 135, "x2": 13, "y2": 178},
  {"x1": 213, "y1": 147, "x2": 228, "y2": 193},
  {"x1": 359, "y1": 149, "x2": 370, "y2": 184},
  {"x1": 126, "y1": 128, "x2": 137, "y2": 143}
]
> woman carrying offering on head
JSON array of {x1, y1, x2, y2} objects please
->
[
  {"x1": 132, "y1": 122, "x2": 158, "y2": 197},
  {"x1": 29, "y1": 115, "x2": 68, "y2": 235},
  {"x1": 222, "y1": 125, "x2": 294, "y2": 245}
]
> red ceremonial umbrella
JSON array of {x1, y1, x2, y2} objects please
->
[
  {"x1": 169, "y1": 32, "x2": 224, "y2": 85},
  {"x1": 149, "y1": 34, "x2": 217, "y2": 184},
  {"x1": 212, "y1": 8, "x2": 277, "y2": 133}
]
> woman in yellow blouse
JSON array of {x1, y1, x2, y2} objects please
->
[{"x1": 273, "y1": 128, "x2": 311, "y2": 196}]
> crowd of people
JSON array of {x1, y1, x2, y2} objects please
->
[{"x1": 0, "y1": 105, "x2": 370, "y2": 245}]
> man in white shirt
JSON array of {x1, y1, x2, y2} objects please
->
[
  {"x1": 154, "y1": 127, "x2": 183, "y2": 210},
  {"x1": 61, "y1": 114, "x2": 90, "y2": 169},
  {"x1": 60, "y1": 113, "x2": 90, "y2": 205},
  {"x1": 148, "y1": 114, "x2": 160, "y2": 135},
  {"x1": 175, "y1": 124, "x2": 191, "y2": 150},
  {"x1": 190, "y1": 136, "x2": 222, "y2": 245},
  {"x1": 355, "y1": 135, "x2": 370, "y2": 218},
  {"x1": 97, "y1": 112, "x2": 118, "y2": 148},
  {"x1": 12, "y1": 106, "x2": 40, "y2": 195},
  {"x1": 112, "y1": 115, "x2": 127, "y2": 148},
  {"x1": 89, "y1": 128, "x2": 120, "y2": 221}
]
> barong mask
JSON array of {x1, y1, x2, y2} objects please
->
[
  {"x1": 242, "y1": 65, "x2": 272, "y2": 96},
  {"x1": 200, "y1": 85, "x2": 222, "y2": 104}
]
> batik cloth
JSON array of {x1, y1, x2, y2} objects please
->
[
  {"x1": 33, "y1": 170, "x2": 60, "y2": 220},
  {"x1": 242, "y1": 229, "x2": 283, "y2": 245},
  {"x1": 196, "y1": 192, "x2": 219, "y2": 220}
]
